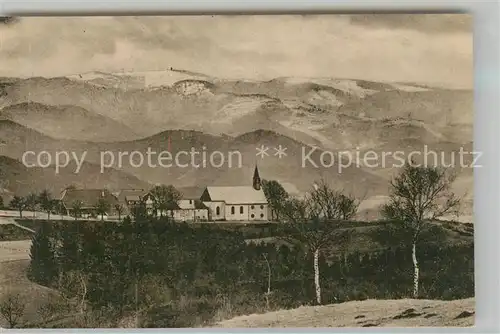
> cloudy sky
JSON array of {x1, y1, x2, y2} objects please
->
[{"x1": 0, "y1": 14, "x2": 472, "y2": 88}]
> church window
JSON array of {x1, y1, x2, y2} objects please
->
[
  {"x1": 260, "y1": 205, "x2": 264, "y2": 209},
  {"x1": 260, "y1": 213, "x2": 264, "y2": 218},
  {"x1": 231, "y1": 206, "x2": 235, "y2": 214},
  {"x1": 216, "y1": 206, "x2": 220, "y2": 216},
  {"x1": 251, "y1": 205, "x2": 254, "y2": 209},
  {"x1": 251, "y1": 214, "x2": 255, "y2": 218},
  {"x1": 240, "y1": 206, "x2": 243, "y2": 214}
]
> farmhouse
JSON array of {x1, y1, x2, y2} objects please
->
[
  {"x1": 200, "y1": 166, "x2": 269, "y2": 221},
  {"x1": 117, "y1": 189, "x2": 147, "y2": 207},
  {"x1": 60, "y1": 188, "x2": 120, "y2": 218},
  {"x1": 115, "y1": 189, "x2": 148, "y2": 215}
]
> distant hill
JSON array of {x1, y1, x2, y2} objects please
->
[
  {"x1": 0, "y1": 102, "x2": 140, "y2": 142},
  {"x1": 0, "y1": 72, "x2": 473, "y2": 146},
  {"x1": 0, "y1": 119, "x2": 93, "y2": 159},
  {"x1": 0, "y1": 119, "x2": 472, "y2": 212},
  {"x1": 0, "y1": 71, "x2": 473, "y2": 218},
  {"x1": 0, "y1": 155, "x2": 150, "y2": 197}
]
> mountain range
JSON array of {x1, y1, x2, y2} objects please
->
[{"x1": 0, "y1": 69, "x2": 473, "y2": 219}]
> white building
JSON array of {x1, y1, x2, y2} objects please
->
[
  {"x1": 175, "y1": 187, "x2": 209, "y2": 222},
  {"x1": 200, "y1": 166, "x2": 269, "y2": 221}
]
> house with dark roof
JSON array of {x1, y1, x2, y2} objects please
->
[
  {"x1": 115, "y1": 189, "x2": 148, "y2": 215},
  {"x1": 117, "y1": 189, "x2": 148, "y2": 207},
  {"x1": 200, "y1": 166, "x2": 268, "y2": 221},
  {"x1": 60, "y1": 189, "x2": 120, "y2": 219}
]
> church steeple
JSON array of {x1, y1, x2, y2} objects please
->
[{"x1": 253, "y1": 165, "x2": 261, "y2": 190}]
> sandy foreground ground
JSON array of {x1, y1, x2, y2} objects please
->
[{"x1": 214, "y1": 298, "x2": 475, "y2": 328}]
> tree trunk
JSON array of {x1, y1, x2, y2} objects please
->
[
  {"x1": 313, "y1": 248, "x2": 321, "y2": 305},
  {"x1": 19, "y1": 210, "x2": 22, "y2": 218},
  {"x1": 47, "y1": 211, "x2": 51, "y2": 220},
  {"x1": 79, "y1": 273, "x2": 87, "y2": 314},
  {"x1": 411, "y1": 240, "x2": 419, "y2": 298},
  {"x1": 135, "y1": 276, "x2": 139, "y2": 327},
  {"x1": 263, "y1": 254, "x2": 271, "y2": 310}
]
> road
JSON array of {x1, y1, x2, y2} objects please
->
[{"x1": 0, "y1": 216, "x2": 35, "y2": 233}]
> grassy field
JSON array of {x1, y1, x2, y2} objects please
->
[
  {"x1": 213, "y1": 298, "x2": 475, "y2": 327},
  {"x1": 0, "y1": 260, "x2": 58, "y2": 328}
]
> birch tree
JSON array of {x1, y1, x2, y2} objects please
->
[
  {"x1": 278, "y1": 181, "x2": 358, "y2": 304},
  {"x1": 58, "y1": 270, "x2": 88, "y2": 314},
  {"x1": 262, "y1": 253, "x2": 272, "y2": 310},
  {"x1": 381, "y1": 163, "x2": 460, "y2": 298}
]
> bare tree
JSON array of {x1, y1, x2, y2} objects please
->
[
  {"x1": 0, "y1": 293, "x2": 25, "y2": 328},
  {"x1": 278, "y1": 182, "x2": 358, "y2": 305},
  {"x1": 150, "y1": 185, "x2": 181, "y2": 218},
  {"x1": 39, "y1": 190, "x2": 55, "y2": 220},
  {"x1": 37, "y1": 295, "x2": 70, "y2": 323},
  {"x1": 95, "y1": 198, "x2": 110, "y2": 221},
  {"x1": 9, "y1": 196, "x2": 26, "y2": 218},
  {"x1": 310, "y1": 180, "x2": 359, "y2": 220},
  {"x1": 26, "y1": 193, "x2": 38, "y2": 218},
  {"x1": 381, "y1": 163, "x2": 461, "y2": 298},
  {"x1": 71, "y1": 200, "x2": 83, "y2": 220},
  {"x1": 114, "y1": 204, "x2": 125, "y2": 221},
  {"x1": 58, "y1": 270, "x2": 88, "y2": 314}
]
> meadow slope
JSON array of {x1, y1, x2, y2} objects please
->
[{"x1": 214, "y1": 298, "x2": 475, "y2": 327}]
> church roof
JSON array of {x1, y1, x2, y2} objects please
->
[
  {"x1": 253, "y1": 165, "x2": 260, "y2": 180},
  {"x1": 204, "y1": 186, "x2": 267, "y2": 205}
]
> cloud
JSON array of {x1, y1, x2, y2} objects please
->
[
  {"x1": 0, "y1": 15, "x2": 472, "y2": 89},
  {"x1": 348, "y1": 14, "x2": 472, "y2": 33}
]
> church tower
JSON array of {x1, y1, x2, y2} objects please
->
[{"x1": 253, "y1": 165, "x2": 261, "y2": 190}]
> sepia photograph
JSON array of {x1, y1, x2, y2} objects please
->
[{"x1": 0, "y1": 14, "x2": 474, "y2": 328}]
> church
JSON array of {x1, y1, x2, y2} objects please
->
[{"x1": 200, "y1": 166, "x2": 269, "y2": 221}]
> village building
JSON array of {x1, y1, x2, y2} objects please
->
[
  {"x1": 175, "y1": 187, "x2": 209, "y2": 222},
  {"x1": 60, "y1": 188, "x2": 120, "y2": 219},
  {"x1": 115, "y1": 189, "x2": 148, "y2": 215},
  {"x1": 200, "y1": 166, "x2": 268, "y2": 221},
  {"x1": 116, "y1": 189, "x2": 147, "y2": 207},
  {"x1": 57, "y1": 166, "x2": 269, "y2": 222}
]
